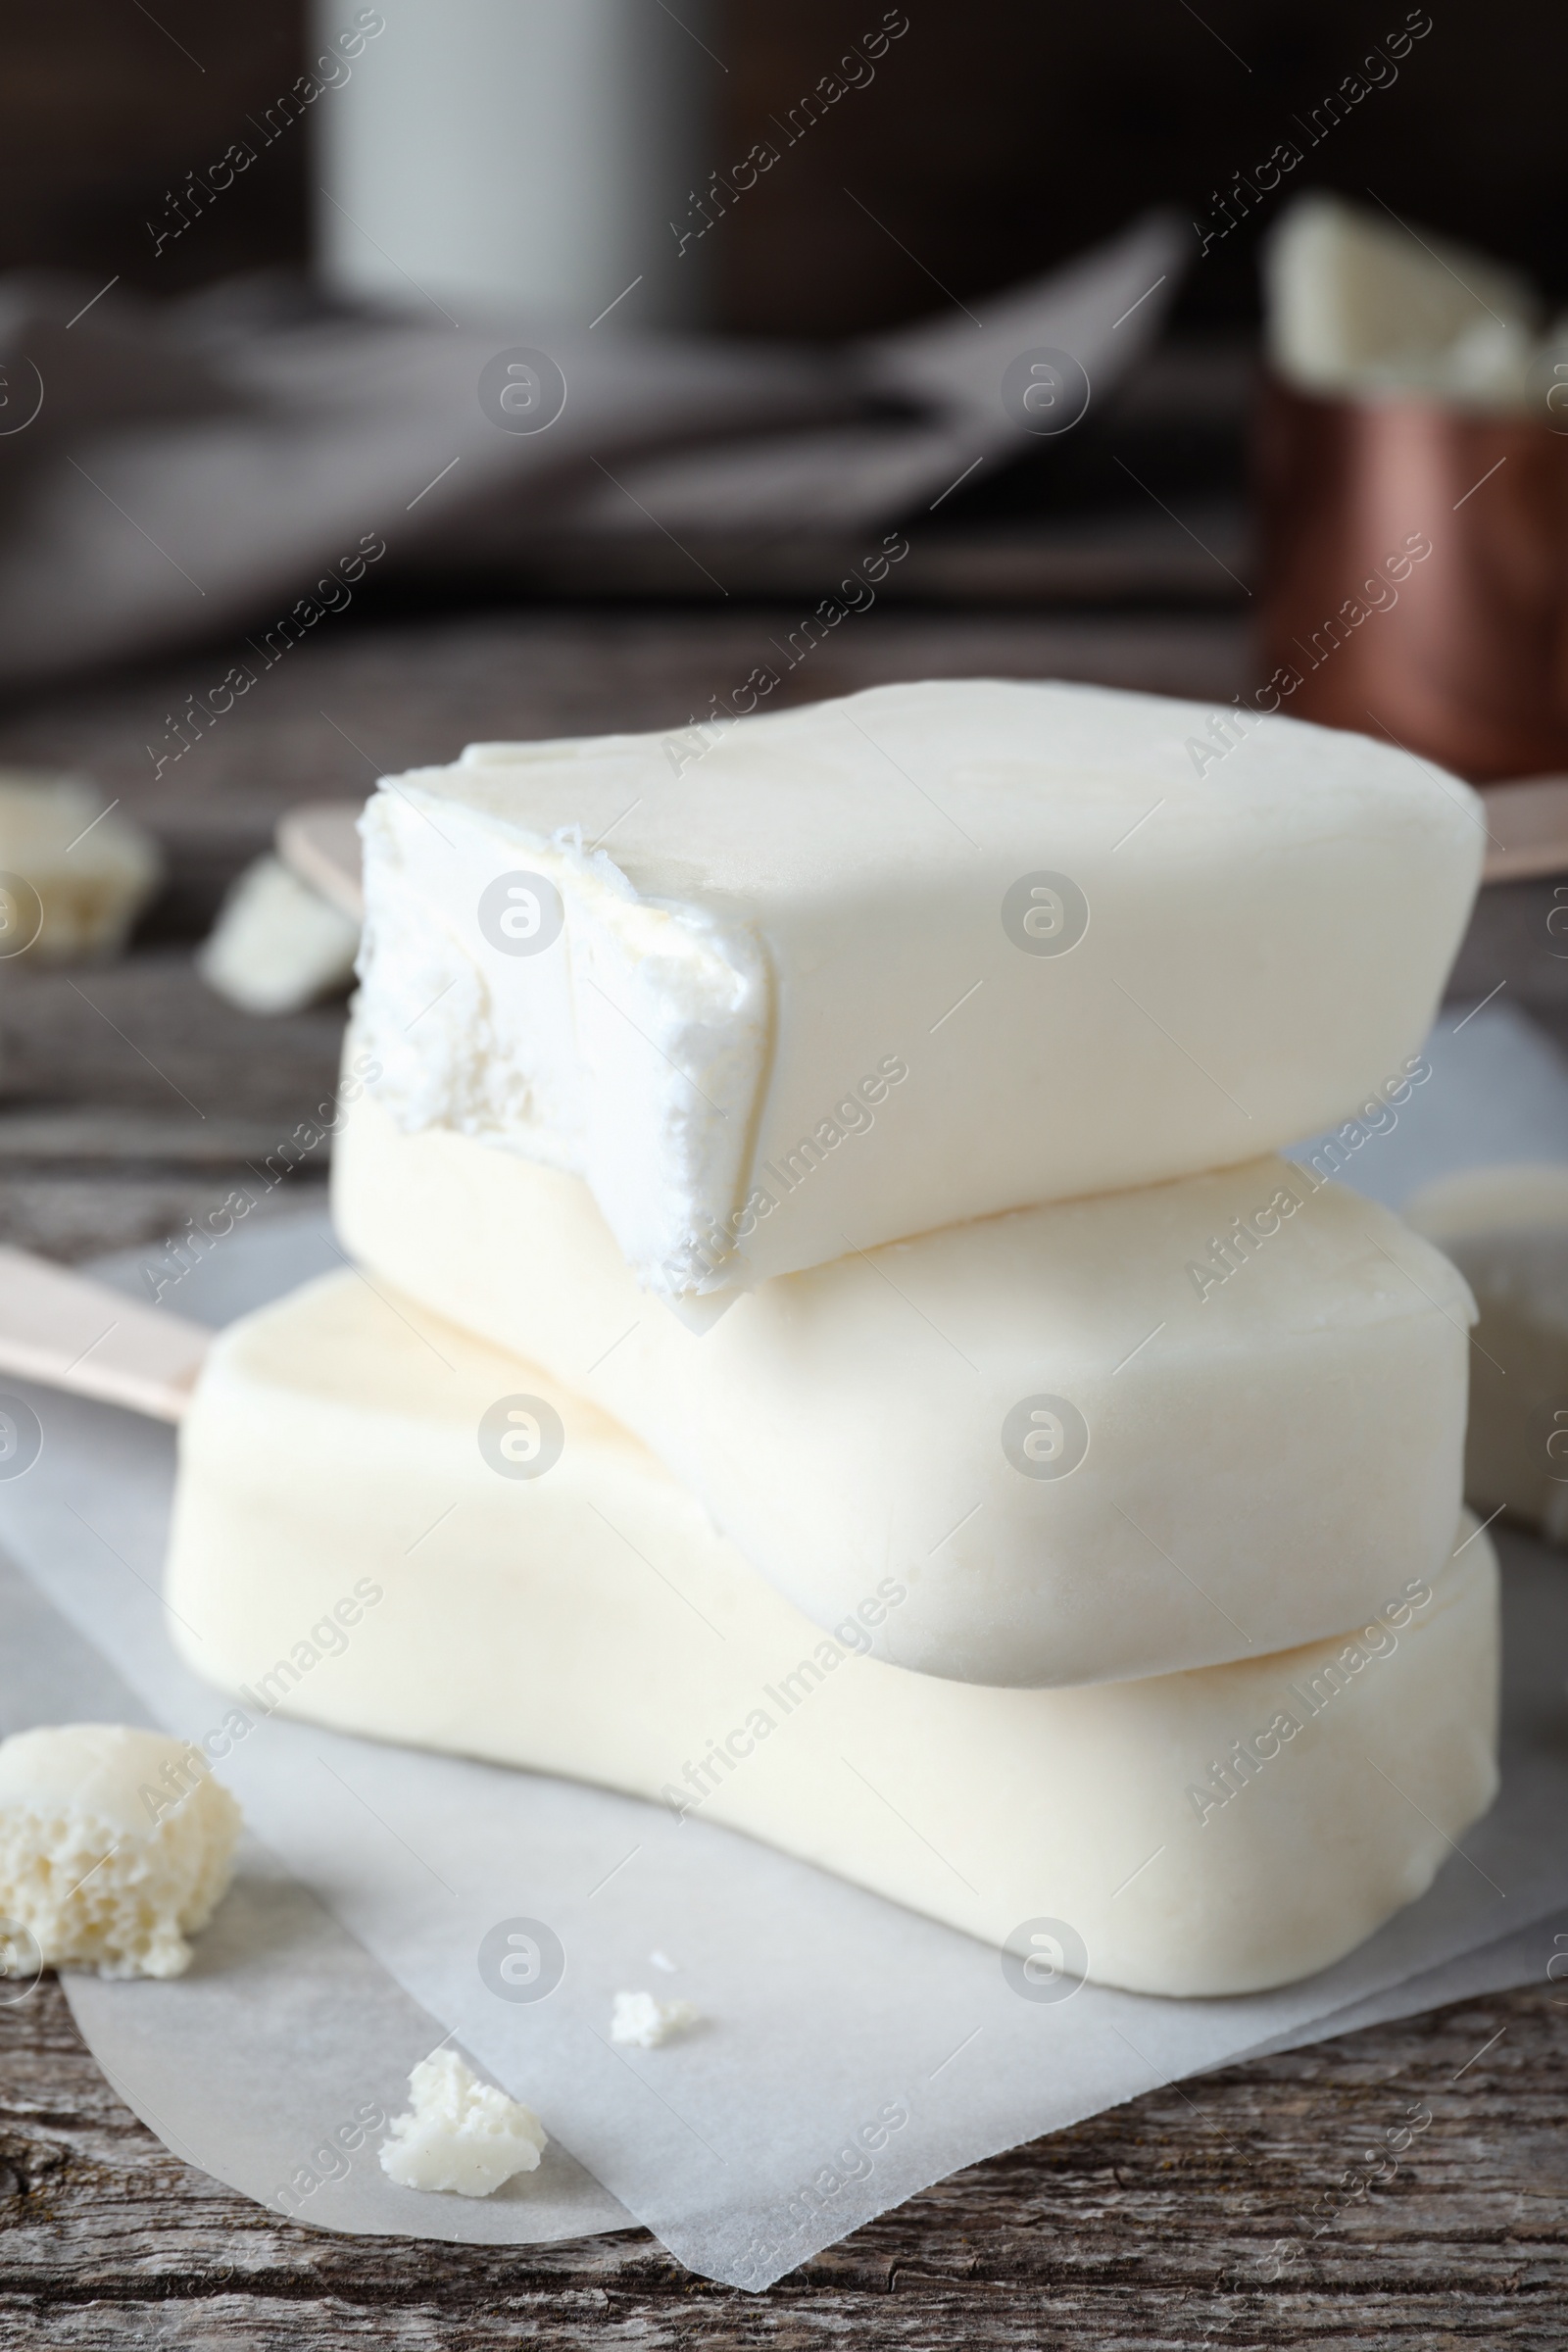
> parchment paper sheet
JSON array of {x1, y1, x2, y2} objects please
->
[{"x1": 0, "y1": 1545, "x2": 628, "y2": 2247}]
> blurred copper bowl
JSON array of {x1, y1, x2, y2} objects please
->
[{"x1": 1255, "y1": 374, "x2": 1568, "y2": 783}]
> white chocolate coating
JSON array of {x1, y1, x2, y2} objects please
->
[
  {"x1": 0, "y1": 1724, "x2": 240, "y2": 1978},
  {"x1": 164, "y1": 1270, "x2": 1499, "y2": 1998},
  {"x1": 353, "y1": 679, "x2": 1483, "y2": 1296},
  {"x1": 334, "y1": 1085, "x2": 1472, "y2": 1687}
]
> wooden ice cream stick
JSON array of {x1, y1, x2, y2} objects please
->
[
  {"x1": 274, "y1": 801, "x2": 365, "y2": 921},
  {"x1": 0, "y1": 1247, "x2": 210, "y2": 1424},
  {"x1": 1479, "y1": 775, "x2": 1568, "y2": 885}
]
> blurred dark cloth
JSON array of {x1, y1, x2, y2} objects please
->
[{"x1": 0, "y1": 213, "x2": 1183, "y2": 687}]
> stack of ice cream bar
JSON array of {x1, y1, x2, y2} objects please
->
[{"x1": 168, "y1": 679, "x2": 1497, "y2": 1999}]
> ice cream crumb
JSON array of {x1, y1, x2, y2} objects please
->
[
  {"x1": 649, "y1": 1948, "x2": 676, "y2": 1973},
  {"x1": 0, "y1": 1724, "x2": 240, "y2": 1979},
  {"x1": 378, "y1": 2048, "x2": 547, "y2": 2196},
  {"x1": 612, "y1": 1988, "x2": 700, "y2": 2047}
]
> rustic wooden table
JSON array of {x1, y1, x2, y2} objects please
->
[{"x1": 0, "y1": 608, "x2": 1564, "y2": 2348}]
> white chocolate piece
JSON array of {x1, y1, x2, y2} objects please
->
[
  {"x1": 1264, "y1": 193, "x2": 1539, "y2": 409},
  {"x1": 611, "y1": 1991, "x2": 700, "y2": 2048},
  {"x1": 352, "y1": 679, "x2": 1482, "y2": 1297},
  {"x1": 0, "y1": 1725, "x2": 240, "y2": 1978},
  {"x1": 334, "y1": 1087, "x2": 1472, "y2": 1688},
  {"x1": 163, "y1": 1270, "x2": 1499, "y2": 1998},
  {"x1": 196, "y1": 854, "x2": 360, "y2": 1017},
  {"x1": 378, "y1": 2048, "x2": 547, "y2": 2196},
  {"x1": 0, "y1": 773, "x2": 162, "y2": 965},
  {"x1": 1406, "y1": 1163, "x2": 1568, "y2": 1540}
]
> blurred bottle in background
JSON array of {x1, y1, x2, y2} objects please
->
[{"x1": 313, "y1": 0, "x2": 716, "y2": 326}]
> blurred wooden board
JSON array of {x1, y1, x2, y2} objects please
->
[
  {"x1": 487, "y1": 507, "x2": 1251, "y2": 608},
  {"x1": 0, "y1": 954, "x2": 344, "y2": 1256},
  {"x1": 0, "y1": 608, "x2": 1254, "y2": 927}
]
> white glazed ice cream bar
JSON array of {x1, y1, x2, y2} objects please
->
[
  {"x1": 335, "y1": 1087, "x2": 1472, "y2": 1688},
  {"x1": 164, "y1": 1269, "x2": 1499, "y2": 2000},
  {"x1": 353, "y1": 679, "x2": 1483, "y2": 1298}
]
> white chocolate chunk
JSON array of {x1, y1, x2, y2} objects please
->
[
  {"x1": 378, "y1": 2047, "x2": 547, "y2": 2196},
  {"x1": 196, "y1": 853, "x2": 360, "y2": 1016},
  {"x1": 333, "y1": 1085, "x2": 1472, "y2": 1688},
  {"x1": 611, "y1": 1990, "x2": 700, "y2": 2048},
  {"x1": 0, "y1": 1725, "x2": 240, "y2": 1978},
  {"x1": 0, "y1": 773, "x2": 162, "y2": 965},
  {"x1": 1265, "y1": 192, "x2": 1540, "y2": 408},
  {"x1": 164, "y1": 1270, "x2": 1499, "y2": 1998},
  {"x1": 352, "y1": 679, "x2": 1482, "y2": 1296},
  {"x1": 1406, "y1": 1163, "x2": 1568, "y2": 1539}
]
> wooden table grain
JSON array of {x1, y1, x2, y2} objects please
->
[
  {"x1": 0, "y1": 610, "x2": 1564, "y2": 2348},
  {"x1": 1, "y1": 1972, "x2": 1564, "y2": 2349}
]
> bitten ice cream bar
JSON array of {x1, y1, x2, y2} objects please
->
[
  {"x1": 164, "y1": 1270, "x2": 1499, "y2": 2001},
  {"x1": 352, "y1": 680, "x2": 1483, "y2": 1298},
  {"x1": 336, "y1": 1088, "x2": 1472, "y2": 1689}
]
